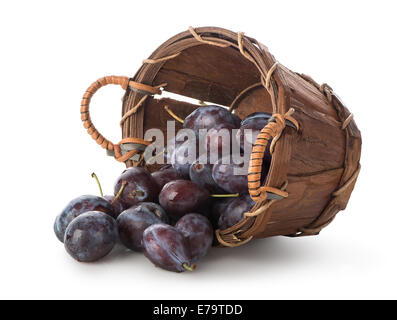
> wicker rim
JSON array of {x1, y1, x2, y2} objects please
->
[
  {"x1": 80, "y1": 27, "x2": 318, "y2": 246},
  {"x1": 124, "y1": 26, "x2": 301, "y2": 246}
]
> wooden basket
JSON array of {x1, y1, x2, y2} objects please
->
[{"x1": 80, "y1": 26, "x2": 361, "y2": 247}]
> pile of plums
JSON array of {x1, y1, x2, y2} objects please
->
[{"x1": 54, "y1": 105, "x2": 272, "y2": 273}]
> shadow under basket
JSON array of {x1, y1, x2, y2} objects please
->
[{"x1": 80, "y1": 26, "x2": 362, "y2": 247}]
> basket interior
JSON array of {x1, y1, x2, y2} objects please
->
[{"x1": 144, "y1": 44, "x2": 274, "y2": 135}]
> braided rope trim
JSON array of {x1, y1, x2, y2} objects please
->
[
  {"x1": 112, "y1": 137, "x2": 152, "y2": 163},
  {"x1": 143, "y1": 52, "x2": 182, "y2": 64},
  {"x1": 116, "y1": 27, "x2": 279, "y2": 167},
  {"x1": 120, "y1": 82, "x2": 167, "y2": 126},
  {"x1": 244, "y1": 181, "x2": 288, "y2": 218},
  {"x1": 189, "y1": 26, "x2": 231, "y2": 48},
  {"x1": 341, "y1": 113, "x2": 354, "y2": 129},
  {"x1": 299, "y1": 73, "x2": 353, "y2": 130},
  {"x1": 248, "y1": 109, "x2": 299, "y2": 202},
  {"x1": 290, "y1": 164, "x2": 361, "y2": 237},
  {"x1": 81, "y1": 76, "x2": 162, "y2": 162},
  {"x1": 217, "y1": 109, "x2": 298, "y2": 247}
]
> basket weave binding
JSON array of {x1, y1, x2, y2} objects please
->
[{"x1": 80, "y1": 26, "x2": 361, "y2": 247}]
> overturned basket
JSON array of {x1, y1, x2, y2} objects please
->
[{"x1": 80, "y1": 26, "x2": 361, "y2": 247}]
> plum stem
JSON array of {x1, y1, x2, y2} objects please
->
[
  {"x1": 198, "y1": 100, "x2": 207, "y2": 106},
  {"x1": 164, "y1": 105, "x2": 184, "y2": 124},
  {"x1": 130, "y1": 189, "x2": 145, "y2": 198},
  {"x1": 182, "y1": 263, "x2": 196, "y2": 272},
  {"x1": 211, "y1": 193, "x2": 239, "y2": 198},
  {"x1": 112, "y1": 181, "x2": 127, "y2": 204},
  {"x1": 91, "y1": 172, "x2": 103, "y2": 197}
]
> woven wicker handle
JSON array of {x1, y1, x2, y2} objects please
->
[
  {"x1": 248, "y1": 110, "x2": 298, "y2": 202},
  {"x1": 80, "y1": 76, "x2": 130, "y2": 152}
]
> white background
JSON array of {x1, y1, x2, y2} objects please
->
[{"x1": 0, "y1": 0, "x2": 396, "y2": 300}]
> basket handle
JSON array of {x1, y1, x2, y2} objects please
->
[
  {"x1": 248, "y1": 109, "x2": 299, "y2": 202},
  {"x1": 80, "y1": 76, "x2": 161, "y2": 161},
  {"x1": 80, "y1": 76, "x2": 131, "y2": 151}
]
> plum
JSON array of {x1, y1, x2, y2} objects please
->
[
  {"x1": 54, "y1": 195, "x2": 115, "y2": 242},
  {"x1": 117, "y1": 202, "x2": 168, "y2": 251},
  {"x1": 64, "y1": 211, "x2": 118, "y2": 262},
  {"x1": 151, "y1": 165, "x2": 181, "y2": 190},
  {"x1": 113, "y1": 167, "x2": 159, "y2": 208},
  {"x1": 175, "y1": 213, "x2": 213, "y2": 262},
  {"x1": 218, "y1": 194, "x2": 255, "y2": 230},
  {"x1": 183, "y1": 105, "x2": 236, "y2": 132},
  {"x1": 212, "y1": 156, "x2": 249, "y2": 194},
  {"x1": 159, "y1": 180, "x2": 210, "y2": 220},
  {"x1": 142, "y1": 224, "x2": 195, "y2": 273}
]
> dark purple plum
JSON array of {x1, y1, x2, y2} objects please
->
[
  {"x1": 170, "y1": 136, "x2": 202, "y2": 179},
  {"x1": 117, "y1": 202, "x2": 168, "y2": 251},
  {"x1": 54, "y1": 195, "x2": 116, "y2": 242},
  {"x1": 64, "y1": 211, "x2": 118, "y2": 262},
  {"x1": 212, "y1": 156, "x2": 249, "y2": 194},
  {"x1": 113, "y1": 167, "x2": 159, "y2": 208},
  {"x1": 210, "y1": 198, "x2": 235, "y2": 228},
  {"x1": 142, "y1": 224, "x2": 195, "y2": 273},
  {"x1": 103, "y1": 195, "x2": 126, "y2": 217},
  {"x1": 159, "y1": 180, "x2": 210, "y2": 220},
  {"x1": 183, "y1": 105, "x2": 236, "y2": 132},
  {"x1": 163, "y1": 131, "x2": 189, "y2": 163},
  {"x1": 175, "y1": 213, "x2": 213, "y2": 262},
  {"x1": 237, "y1": 113, "x2": 273, "y2": 184},
  {"x1": 151, "y1": 165, "x2": 181, "y2": 190},
  {"x1": 241, "y1": 112, "x2": 272, "y2": 124},
  {"x1": 205, "y1": 122, "x2": 238, "y2": 162},
  {"x1": 231, "y1": 113, "x2": 242, "y2": 127},
  {"x1": 189, "y1": 161, "x2": 222, "y2": 193},
  {"x1": 218, "y1": 194, "x2": 255, "y2": 230}
]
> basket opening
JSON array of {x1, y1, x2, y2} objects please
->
[
  {"x1": 142, "y1": 42, "x2": 276, "y2": 176},
  {"x1": 152, "y1": 44, "x2": 273, "y2": 117}
]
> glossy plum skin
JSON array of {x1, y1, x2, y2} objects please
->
[
  {"x1": 210, "y1": 198, "x2": 235, "y2": 228},
  {"x1": 151, "y1": 165, "x2": 181, "y2": 190},
  {"x1": 54, "y1": 195, "x2": 116, "y2": 242},
  {"x1": 212, "y1": 157, "x2": 249, "y2": 194},
  {"x1": 242, "y1": 112, "x2": 272, "y2": 124},
  {"x1": 164, "y1": 131, "x2": 189, "y2": 164},
  {"x1": 117, "y1": 202, "x2": 168, "y2": 251},
  {"x1": 218, "y1": 194, "x2": 255, "y2": 230},
  {"x1": 189, "y1": 161, "x2": 222, "y2": 193},
  {"x1": 142, "y1": 224, "x2": 194, "y2": 273},
  {"x1": 159, "y1": 180, "x2": 210, "y2": 220},
  {"x1": 114, "y1": 167, "x2": 159, "y2": 208},
  {"x1": 175, "y1": 213, "x2": 213, "y2": 262},
  {"x1": 64, "y1": 211, "x2": 118, "y2": 262},
  {"x1": 103, "y1": 195, "x2": 126, "y2": 218},
  {"x1": 183, "y1": 105, "x2": 236, "y2": 132},
  {"x1": 205, "y1": 122, "x2": 238, "y2": 162},
  {"x1": 170, "y1": 136, "x2": 202, "y2": 179},
  {"x1": 231, "y1": 113, "x2": 242, "y2": 127}
]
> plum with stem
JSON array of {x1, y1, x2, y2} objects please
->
[
  {"x1": 142, "y1": 224, "x2": 195, "y2": 273},
  {"x1": 113, "y1": 167, "x2": 159, "y2": 208},
  {"x1": 54, "y1": 195, "x2": 115, "y2": 242}
]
